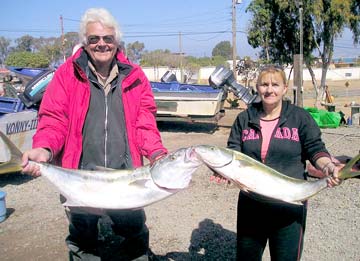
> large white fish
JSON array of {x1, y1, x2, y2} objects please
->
[
  {"x1": 192, "y1": 145, "x2": 360, "y2": 205},
  {"x1": 0, "y1": 131, "x2": 202, "y2": 210}
]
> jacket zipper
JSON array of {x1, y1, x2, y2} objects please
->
[{"x1": 104, "y1": 95, "x2": 108, "y2": 168}]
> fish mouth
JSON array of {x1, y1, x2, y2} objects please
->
[
  {"x1": 187, "y1": 147, "x2": 196, "y2": 159},
  {"x1": 186, "y1": 147, "x2": 202, "y2": 165},
  {"x1": 191, "y1": 146, "x2": 232, "y2": 168}
]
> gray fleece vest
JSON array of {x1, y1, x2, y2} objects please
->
[{"x1": 80, "y1": 67, "x2": 132, "y2": 170}]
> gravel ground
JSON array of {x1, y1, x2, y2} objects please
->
[{"x1": 0, "y1": 109, "x2": 360, "y2": 261}]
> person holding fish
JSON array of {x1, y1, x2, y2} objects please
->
[
  {"x1": 225, "y1": 65, "x2": 342, "y2": 260},
  {"x1": 21, "y1": 8, "x2": 167, "y2": 261}
]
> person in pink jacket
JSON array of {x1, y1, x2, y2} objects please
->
[{"x1": 21, "y1": 8, "x2": 167, "y2": 261}]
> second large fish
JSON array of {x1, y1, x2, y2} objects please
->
[{"x1": 192, "y1": 145, "x2": 360, "y2": 205}]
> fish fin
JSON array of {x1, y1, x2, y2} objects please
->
[
  {"x1": 232, "y1": 179, "x2": 250, "y2": 192},
  {"x1": 0, "y1": 131, "x2": 23, "y2": 174},
  {"x1": 338, "y1": 153, "x2": 360, "y2": 180},
  {"x1": 62, "y1": 198, "x2": 78, "y2": 208},
  {"x1": 63, "y1": 202, "x2": 106, "y2": 215},
  {"x1": 62, "y1": 197, "x2": 104, "y2": 214},
  {"x1": 129, "y1": 179, "x2": 149, "y2": 188},
  {"x1": 225, "y1": 182, "x2": 239, "y2": 190}
]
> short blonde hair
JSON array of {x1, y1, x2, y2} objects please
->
[
  {"x1": 256, "y1": 65, "x2": 287, "y2": 86},
  {"x1": 79, "y1": 8, "x2": 122, "y2": 45}
]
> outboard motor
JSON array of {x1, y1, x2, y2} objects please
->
[
  {"x1": 161, "y1": 71, "x2": 177, "y2": 83},
  {"x1": 18, "y1": 69, "x2": 55, "y2": 108},
  {"x1": 209, "y1": 65, "x2": 257, "y2": 105}
]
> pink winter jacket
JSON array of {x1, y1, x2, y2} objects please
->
[{"x1": 32, "y1": 49, "x2": 167, "y2": 168}]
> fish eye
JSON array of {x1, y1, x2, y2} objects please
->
[{"x1": 170, "y1": 155, "x2": 176, "y2": 160}]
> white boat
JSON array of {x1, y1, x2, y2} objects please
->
[
  {"x1": 0, "y1": 111, "x2": 38, "y2": 164},
  {"x1": 151, "y1": 82, "x2": 226, "y2": 123}
]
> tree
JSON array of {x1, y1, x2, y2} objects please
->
[
  {"x1": 247, "y1": 0, "x2": 272, "y2": 62},
  {"x1": 63, "y1": 32, "x2": 80, "y2": 58},
  {"x1": 312, "y1": 0, "x2": 359, "y2": 104},
  {"x1": 0, "y1": 37, "x2": 11, "y2": 64},
  {"x1": 246, "y1": 0, "x2": 360, "y2": 106},
  {"x1": 40, "y1": 44, "x2": 62, "y2": 67},
  {"x1": 212, "y1": 41, "x2": 232, "y2": 59},
  {"x1": 247, "y1": 1, "x2": 307, "y2": 66},
  {"x1": 34, "y1": 37, "x2": 62, "y2": 65},
  {"x1": 126, "y1": 41, "x2": 145, "y2": 64},
  {"x1": 349, "y1": 0, "x2": 360, "y2": 43},
  {"x1": 8, "y1": 33, "x2": 78, "y2": 66},
  {"x1": 236, "y1": 58, "x2": 258, "y2": 88},
  {"x1": 211, "y1": 55, "x2": 228, "y2": 66},
  {"x1": 5, "y1": 51, "x2": 50, "y2": 68},
  {"x1": 182, "y1": 61, "x2": 200, "y2": 83},
  {"x1": 15, "y1": 35, "x2": 36, "y2": 52},
  {"x1": 140, "y1": 49, "x2": 178, "y2": 67}
]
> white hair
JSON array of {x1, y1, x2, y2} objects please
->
[{"x1": 79, "y1": 8, "x2": 122, "y2": 45}]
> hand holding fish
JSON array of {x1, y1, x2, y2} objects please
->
[
  {"x1": 210, "y1": 172, "x2": 231, "y2": 185},
  {"x1": 149, "y1": 152, "x2": 168, "y2": 166},
  {"x1": 316, "y1": 157, "x2": 343, "y2": 188},
  {"x1": 21, "y1": 148, "x2": 52, "y2": 177},
  {"x1": 325, "y1": 164, "x2": 342, "y2": 188}
]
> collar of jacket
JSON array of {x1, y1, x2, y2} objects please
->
[
  {"x1": 72, "y1": 49, "x2": 133, "y2": 83},
  {"x1": 247, "y1": 100, "x2": 294, "y2": 128}
]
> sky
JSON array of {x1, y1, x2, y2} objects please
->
[{"x1": 0, "y1": 0, "x2": 358, "y2": 59}]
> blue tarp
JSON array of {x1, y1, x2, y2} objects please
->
[{"x1": 150, "y1": 82, "x2": 219, "y2": 93}]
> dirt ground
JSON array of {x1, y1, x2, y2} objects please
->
[{"x1": 0, "y1": 79, "x2": 359, "y2": 261}]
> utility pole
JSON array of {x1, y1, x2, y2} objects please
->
[
  {"x1": 60, "y1": 15, "x2": 66, "y2": 62},
  {"x1": 232, "y1": 0, "x2": 237, "y2": 77},
  {"x1": 295, "y1": 1, "x2": 304, "y2": 107},
  {"x1": 179, "y1": 31, "x2": 183, "y2": 83},
  {"x1": 299, "y1": 1, "x2": 304, "y2": 107}
]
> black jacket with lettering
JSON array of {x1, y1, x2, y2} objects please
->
[{"x1": 227, "y1": 100, "x2": 330, "y2": 180}]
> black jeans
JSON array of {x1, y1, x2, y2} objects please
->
[
  {"x1": 65, "y1": 207, "x2": 149, "y2": 260},
  {"x1": 236, "y1": 192, "x2": 307, "y2": 261}
]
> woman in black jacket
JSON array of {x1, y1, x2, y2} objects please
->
[{"x1": 227, "y1": 65, "x2": 341, "y2": 261}]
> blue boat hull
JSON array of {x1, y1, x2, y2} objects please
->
[{"x1": 7, "y1": 66, "x2": 49, "y2": 86}]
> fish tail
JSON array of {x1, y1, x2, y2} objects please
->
[
  {"x1": 338, "y1": 153, "x2": 360, "y2": 180},
  {"x1": 0, "y1": 131, "x2": 23, "y2": 174}
]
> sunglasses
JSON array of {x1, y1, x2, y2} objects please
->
[
  {"x1": 259, "y1": 64, "x2": 284, "y2": 72},
  {"x1": 87, "y1": 35, "x2": 115, "y2": 44}
]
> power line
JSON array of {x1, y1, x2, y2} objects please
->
[
  {"x1": 0, "y1": 29, "x2": 60, "y2": 33},
  {"x1": 183, "y1": 32, "x2": 229, "y2": 42}
]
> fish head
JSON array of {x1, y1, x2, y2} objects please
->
[
  {"x1": 192, "y1": 145, "x2": 233, "y2": 168},
  {"x1": 150, "y1": 147, "x2": 202, "y2": 189}
]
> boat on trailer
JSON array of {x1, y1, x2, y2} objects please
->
[
  {"x1": 151, "y1": 81, "x2": 226, "y2": 123},
  {"x1": 0, "y1": 97, "x2": 38, "y2": 165}
]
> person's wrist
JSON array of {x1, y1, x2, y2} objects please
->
[
  {"x1": 150, "y1": 151, "x2": 167, "y2": 165},
  {"x1": 43, "y1": 148, "x2": 53, "y2": 162},
  {"x1": 322, "y1": 161, "x2": 335, "y2": 174}
]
